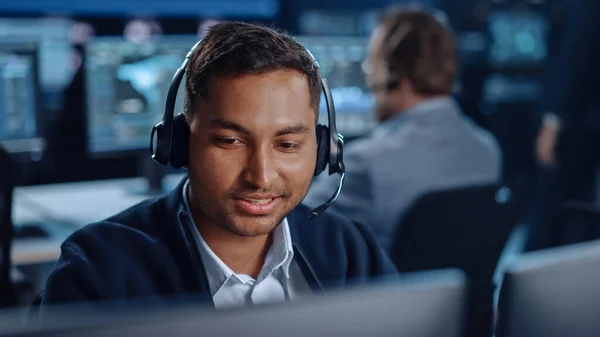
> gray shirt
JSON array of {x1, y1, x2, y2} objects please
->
[{"x1": 303, "y1": 97, "x2": 502, "y2": 253}]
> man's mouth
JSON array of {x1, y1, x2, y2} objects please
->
[
  {"x1": 242, "y1": 197, "x2": 276, "y2": 204},
  {"x1": 234, "y1": 195, "x2": 282, "y2": 215}
]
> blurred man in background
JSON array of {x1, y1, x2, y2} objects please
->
[
  {"x1": 529, "y1": 0, "x2": 600, "y2": 250},
  {"x1": 304, "y1": 7, "x2": 502, "y2": 253},
  {"x1": 535, "y1": 0, "x2": 600, "y2": 203}
]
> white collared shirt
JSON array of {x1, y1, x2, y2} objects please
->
[{"x1": 182, "y1": 180, "x2": 312, "y2": 309}]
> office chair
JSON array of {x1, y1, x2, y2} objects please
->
[
  {"x1": 391, "y1": 184, "x2": 521, "y2": 337},
  {"x1": 547, "y1": 201, "x2": 600, "y2": 248},
  {"x1": 0, "y1": 144, "x2": 16, "y2": 307},
  {"x1": 25, "y1": 291, "x2": 44, "y2": 326}
]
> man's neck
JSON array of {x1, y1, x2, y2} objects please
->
[
  {"x1": 394, "y1": 94, "x2": 446, "y2": 114},
  {"x1": 188, "y1": 190, "x2": 271, "y2": 279}
]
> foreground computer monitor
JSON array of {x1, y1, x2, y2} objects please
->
[
  {"x1": 497, "y1": 239, "x2": 600, "y2": 337},
  {"x1": 4, "y1": 269, "x2": 467, "y2": 337},
  {"x1": 0, "y1": 40, "x2": 44, "y2": 161}
]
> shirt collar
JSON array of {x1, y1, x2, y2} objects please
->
[
  {"x1": 374, "y1": 96, "x2": 458, "y2": 137},
  {"x1": 181, "y1": 179, "x2": 295, "y2": 296}
]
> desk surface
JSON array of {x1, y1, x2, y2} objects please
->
[{"x1": 11, "y1": 174, "x2": 185, "y2": 265}]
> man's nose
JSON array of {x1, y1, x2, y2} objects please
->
[{"x1": 242, "y1": 146, "x2": 278, "y2": 189}]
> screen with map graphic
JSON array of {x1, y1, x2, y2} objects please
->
[{"x1": 85, "y1": 35, "x2": 197, "y2": 155}]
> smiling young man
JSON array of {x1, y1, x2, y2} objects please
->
[{"x1": 40, "y1": 22, "x2": 397, "y2": 311}]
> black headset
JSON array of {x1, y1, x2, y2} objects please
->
[
  {"x1": 150, "y1": 40, "x2": 345, "y2": 219},
  {"x1": 380, "y1": 22, "x2": 413, "y2": 92}
]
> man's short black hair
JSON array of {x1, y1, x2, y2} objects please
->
[{"x1": 184, "y1": 21, "x2": 321, "y2": 120}]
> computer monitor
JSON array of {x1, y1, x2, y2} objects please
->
[
  {"x1": 0, "y1": 17, "x2": 75, "y2": 112},
  {"x1": 85, "y1": 35, "x2": 198, "y2": 194},
  {"x1": 294, "y1": 36, "x2": 377, "y2": 138},
  {"x1": 85, "y1": 35, "x2": 198, "y2": 156},
  {"x1": 497, "y1": 239, "x2": 600, "y2": 337},
  {"x1": 0, "y1": 40, "x2": 44, "y2": 160},
  {"x1": 488, "y1": 11, "x2": 549, "y2": 67},
  {"x1": 3, "y1": 269, "x2": 467, "y2": 337}
]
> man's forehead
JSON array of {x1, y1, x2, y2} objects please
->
[{"x1": 191, "y1": 77, "x2": 314, "y2": 128}]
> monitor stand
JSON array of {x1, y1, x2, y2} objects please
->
[{"x1": 125, "y1": 154, "x2": 167, "y2": 196}]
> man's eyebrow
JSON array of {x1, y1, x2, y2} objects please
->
[
  {"x1": 275, "y1": 124, "x2": 311, "y2": 137},
  {"x1": 208, "y1": 118, "x2": 251, "y2": 135}
]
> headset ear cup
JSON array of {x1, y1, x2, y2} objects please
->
[
  {"x1": 314, "y1": 124, "x2": 330, "y2": 176},
  {"x1": 170, "y1": 113, "x2": 190, "y2": 169}
]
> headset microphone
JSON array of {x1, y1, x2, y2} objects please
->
[
  {"x1": 308, "y1": 166, "x2": 345, "y2": 219},
  {"x1": 150, "y1": 38, "x2": 345, "y2": 219}
]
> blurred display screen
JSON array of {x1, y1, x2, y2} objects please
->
[
  {"x1": 482, "y1": 73, "x2": 542, "y2": 105},
  {"x1": 295, "y1": 36, "x2": 376, "y2": 136},
  {"x1": 488, "y1": 11, "x2": 549, "y2": 66},
  {"x1": 298, "y1": 11, "x2": 358, "y2": 36},
  {"x1": 0, "y1": 0, "x2": 279, "y2": 17},
  {"x1": 85, "y1": 35, "x2": 196, "y2": 155},
  {"x1": 0, "y1": 17, "x2": 76, "y2": 111},
  {"x1": 0, "y1": 41, "x2": 44, "y2": 155},
  {"x1": 299, "y1": 0, "x2": 439, "y2": 36}
]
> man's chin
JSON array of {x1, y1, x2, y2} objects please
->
[{"x1": 223, "y1": 214, "x2": 284, "y2": 237}]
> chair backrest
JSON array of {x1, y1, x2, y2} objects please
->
[
  {"x1": 391, "y1": 184, "x2": 521, "y2": 337},
  {"x1": 25, "y1": 291, "x2": 44, "y2": 326},
  {"x1": 0, "y1": 145, "x2": 16, "y2": 307},
  {"x1": 549, "y1": 201, "x2": 600, "y2": 248}
]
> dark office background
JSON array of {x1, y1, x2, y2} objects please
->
[{"x1": 0, "y1": 0, "x2": 563, "y2": 210}]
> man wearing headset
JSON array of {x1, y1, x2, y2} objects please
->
[
  {"x1": 304, "y1": 7, "x2": 502, "y2": 253},
  {"x1": 39, "y1": 22, "x2": 396, "y2": 311}
]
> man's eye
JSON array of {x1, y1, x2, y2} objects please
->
[
  {"x1": 215, "y1": 138, "x2": 239, "y2": 145},
  {"x1": 280, "y1": 142, "x2": 301, "y2": 150}
]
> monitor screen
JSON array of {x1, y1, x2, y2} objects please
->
[
  {"x1": 298, "y1": 11, "x2": 358, "y2": 36},
  {"x1": 294, "y1": 36, "x2": 376, "y2": 137},
  {"x1": 0, "y1": 0, "x2": 279, "y2": 18},
  {"x1": 0, "y1": 17, "x2": 76, "y2": 112},
  {"x1": 488, "y1": 11, "x2": 549, "y2": 67},
  {"x1": 5, "y1": 269, "x2": 466, "y2": 337},
  {"x1": 0, "y1": 41, "x2": 44, "y2": 156},
  {"x1": 499, "y1": 239, "x2": 600, "y2": 337},
  {"x1": 85, "y1": 35, "x2": 197, "y2": 155}
]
